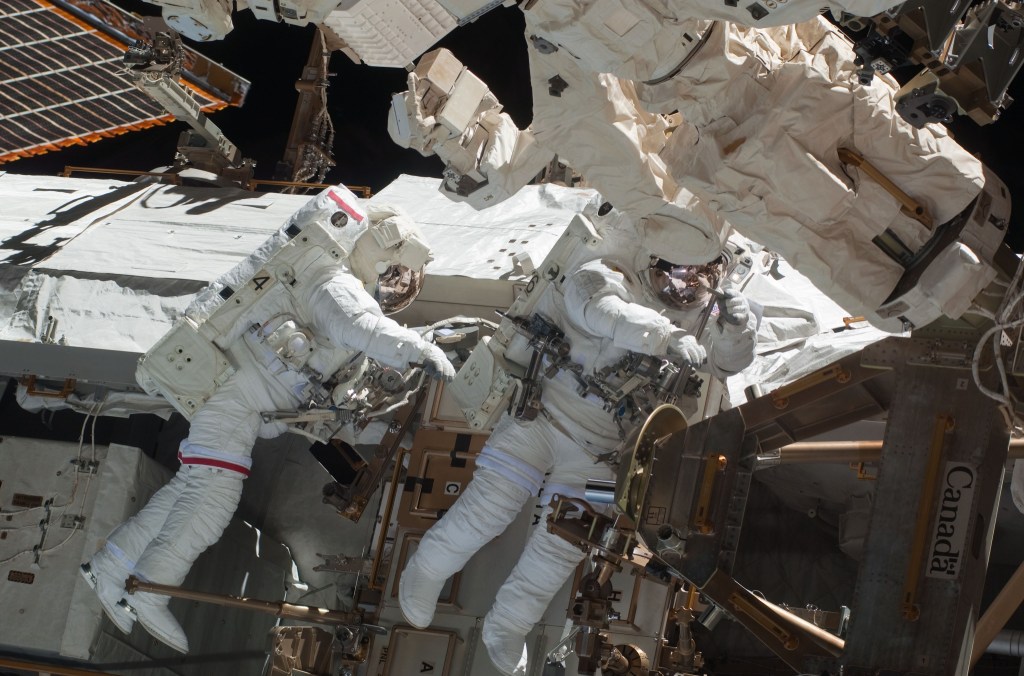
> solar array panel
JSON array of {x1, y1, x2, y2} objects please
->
[{"x1": 0, "y1": 0, "x2": 233, "y2": 164}]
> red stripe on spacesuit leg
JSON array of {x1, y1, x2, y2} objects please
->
[
  {"x1": 326, "y1": 190, "x2": 365, "y2": 222},
  {"x1": 177, "y1": 453, "x2": 251, "y2": 477}
]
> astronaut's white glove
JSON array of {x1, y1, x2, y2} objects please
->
[
  {"x1": 718, "y1": 284, "x2": 750, "y2": 331},
  {"x1": 420, "y1": 344, "x2": 456, "y2": 382},
  {"x1": 667, "y1": 334, "x2": 707, "y2": 366}
]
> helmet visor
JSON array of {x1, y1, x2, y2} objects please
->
[
  {"x1": 375, "y1": 264, "x2": 423, "y2": 314},
  {"x1": 648, "y1": 260, "x2": 722, "y2": 311}
]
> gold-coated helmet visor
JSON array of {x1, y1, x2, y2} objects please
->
[
  {"x1": 647, "y1": 259, "x2": 723, "y2": 311},
  {"x1": 375, "y1": 264, "x2": 423, "y2": 315}
]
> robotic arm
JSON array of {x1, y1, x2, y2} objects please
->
[
  {"x1": 123, "y1": 31, "x2": 252, "y2": 181},
  {"x1": 390, "y1": 47, "x2": 727, "y2": 263},
  {"x1": 388, "y1": 48, "x2": 553, "y2": 207}
]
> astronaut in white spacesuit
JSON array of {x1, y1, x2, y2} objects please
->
[
  {"x1": 80, "y1": 185, "x2": 454, "y2": 654},
  {"x1": 399, "y1": 225, "x2": 758, "y2": 675},
  {"x1": 391, "y1": 5, "x2": 999, "y2": 331}
]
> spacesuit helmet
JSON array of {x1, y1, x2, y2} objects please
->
[
  {"x1": 349, "y1": 205, "x2": 433, "y2": 314},
  {"x1": 646, "y1": 257, "x2": 725, "y2": 311}
]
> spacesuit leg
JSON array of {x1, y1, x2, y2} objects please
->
[
  {"x1": 482, "y1": 435, "x2": 614, "y2": 675},
  {"x1": 82, "y1": 470, "x2": 190, "y2": 634},
  {"x1": 399, "y1": 416, "x2": 553, "y2": 629},
  {"x1": 399, "y1": 466, "x2": 536, "y2": 628},
  {"x1": 122, "y1": 462, "x2": 246, "y2": 653},
  {"x1": 117, "y1": 367, "x2": 267, "y2": 653}
]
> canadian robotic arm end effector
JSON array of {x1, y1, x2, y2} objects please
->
[{"x1": 389, "y1": 48, "x2": 554, "y2": 208}]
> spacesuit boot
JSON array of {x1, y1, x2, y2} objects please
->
[
  {"x1": 399, "y1": 467, "x2": 532, "y2": 628},
  {"x1": 482, "y1": 515, "x2": 587, "y2": 675},
  {"x1": 80, "y1": 545, "x2": 135, "y2": 634},
  {"x1": 117, "y1": 590, "x2": 189, "y2": 654},
  {"x1": 398, "y1": 557, "x2": 448, "y2": 629},
  {"x1": 481, "y1": 609, "x2": 531, "y2": 676},
  {"x1": 117, "y1": 462, "x2": 243, "y2": 653}
]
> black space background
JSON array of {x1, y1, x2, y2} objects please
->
[
  {"x1": 2, "y1": 2, "x2": 534, "y2": 192},
  {"x1": 2, "y1": 3, "x2": 1023, "y2": 249}
]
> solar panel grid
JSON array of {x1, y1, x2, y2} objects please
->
[
  {"x1": 0, "y1": 118, "x2": 41, "y2": 149},
  {"x1": 3, "y1": 8, "x2": 69, "y2": 43},
  {"x1": 22, "y1": 84, "x2": 110, "y2": 126},
  {"x1": 0, "y1": 0, "x2": 43, "y2": 15},
  {"x1": 5, "y1": 110, "x2": 73, "y2": 145},
  {"x1": 0, "y1": 0, "x2": 235, "y2": 163},
  {"x1": 0, "y1": 63, "x2": 79, "y2": 113},
  {"x1": 4, "y1": 108, "x2": 108, "y2": 139},
  {"x1": 0, "y1": 10, "x2": 40, "y2": 39},
  {"x1": 84, "y1": 91, "x2": 162, "y2": 126},
  {"x1": 3, "y1": 40, "x2": 64, "y2": 72},
  {"x1": 1, "y1": 36, "x2": 113, "y2": 79},
  {"x1": 5, "y1": 78, "x2": 164, "y2": 132},
  {"x1": 23, "y1": 6, "x2": 80, "y2": 36}
]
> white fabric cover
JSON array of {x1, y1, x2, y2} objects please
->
[
  {"x1": 399, "y1": 256, "x2": 755, "y2": 672},
  {"x1": 526, "y1": 13, "x2": 984, "y2": 323},
  {"x1": 397, "y1": 10, "x2": 987, "y2": 326},
  {"x1": 642, "y1": 18, "x2": 983, "y2": 318}
]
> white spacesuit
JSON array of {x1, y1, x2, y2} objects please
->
[
  {"x1": 399, "y1": 240, "x2": 757, "y2": 675},
  {"x1": 80, "y1": 186, "x2": 454, "y2": 654},
  {"x1": 391, "y1": 8, "x2": 996, "y2": 330}
]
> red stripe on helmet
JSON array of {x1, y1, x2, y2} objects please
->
[{"x1": 327, "y1": 190, "x2": 365, "y2": 222}]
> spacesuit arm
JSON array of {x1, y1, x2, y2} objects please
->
[
  {"x1": 304, "y1": 271, "x2": 435, "y2": 370},
  {"x1": 562, "y1": 262, "x2": 678, "y2": 355},
  {"x1": 564, "y1": 262, "x2": 756, "y2": 379}
]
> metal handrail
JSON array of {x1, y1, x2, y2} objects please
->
[
  {"x1": 247, "y1": 179, "x2": 372, "y2": 197},
  {"x1": 60, "y1": 166, "x2": 181, "y2": 183},
  {"x1": 59, "y1": 166, "x2": 373, "y2": 196}
]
